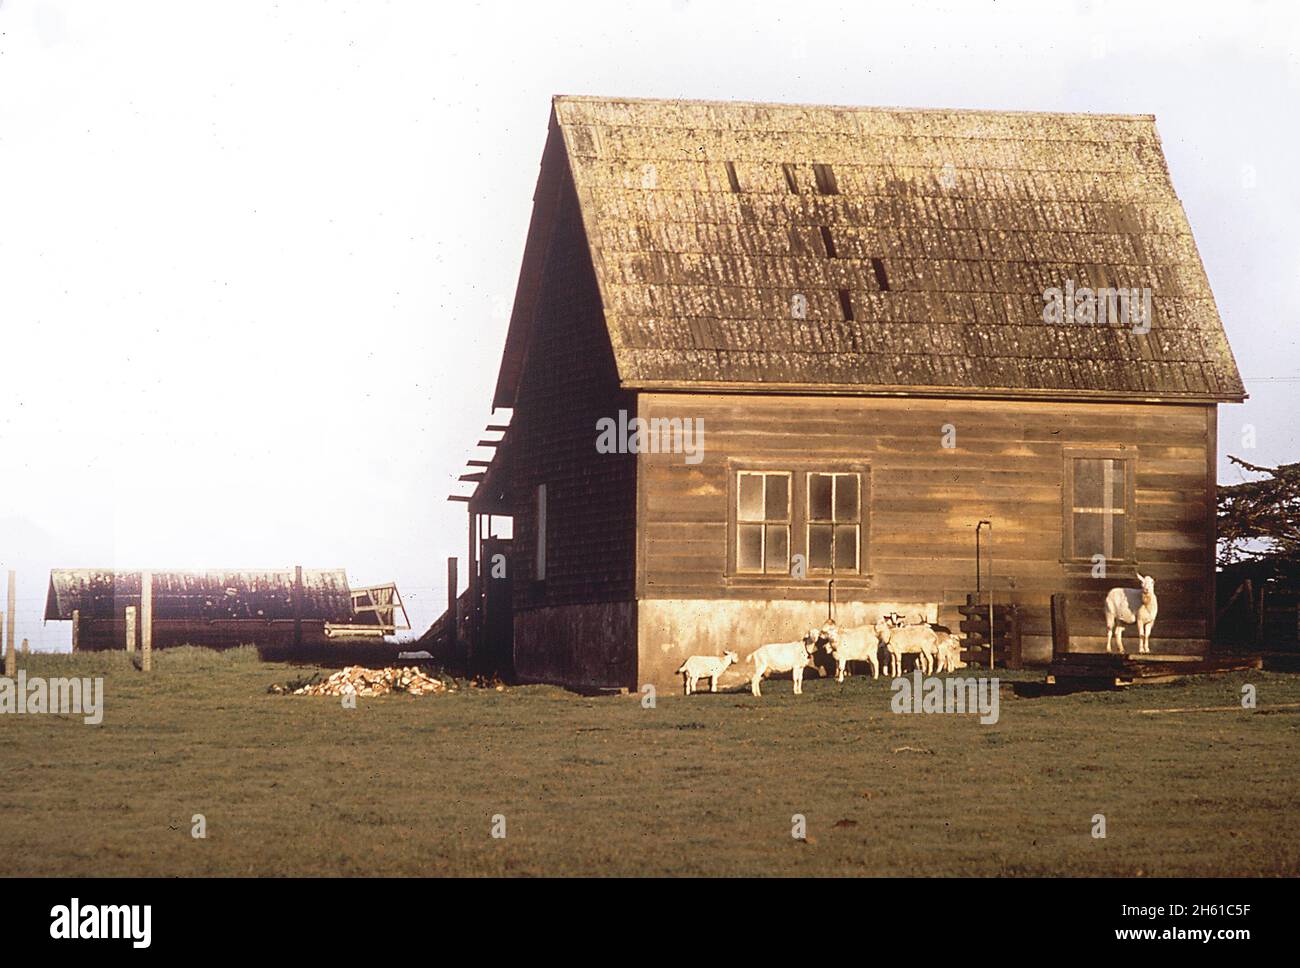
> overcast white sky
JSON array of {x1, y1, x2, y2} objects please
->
[{"x1": 1, "y1": 0, "x2": 1297, "y2": 649}]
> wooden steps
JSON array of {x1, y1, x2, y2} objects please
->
[
  {"x1": 1045, "y1": 651, "x2": 1263, "y2": 688},
  {"x1": 1043, "y1": 592, "x2": 1267, "y2": 689}
]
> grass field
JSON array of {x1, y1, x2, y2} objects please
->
[{"x1": 2, "y1": 647, "x2": 1298, "y2": 876}]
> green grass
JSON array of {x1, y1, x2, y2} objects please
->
[{"x1": 2, "y1": 647, "x2": 1298, "y2": 876}]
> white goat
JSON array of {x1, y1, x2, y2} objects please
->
[
  {"x1": 875, "y1": 620, "x2": 940, "y2": 676},
  {"x1": 815, "y1": 622, "x2": 880, "y2": 683},
  {"x1": 676, "y1": 651, "x2": 739, "y2": 695},
  {"x1": 1105, "y1": 572, "x2": 1159, "y2": 654},
  {"x1": 931, "y1": 631, "x2": 966, "y2": 674},
  {"x1": 747, "y1": 631, "x2": 819, "y2": 697}
]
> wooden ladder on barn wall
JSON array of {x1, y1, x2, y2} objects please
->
[{"x1": 958, "y1": 595, "x2": 1023, "y2": 670}]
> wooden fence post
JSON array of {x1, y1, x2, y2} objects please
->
[
  {"x1": 1006, "y1": 604, "x2": 1023, "y2": 670},
  {"x1": 5, "y1": 570, "x2": 15, "y2": 677},
  {"x1": 72, "y1": 609, "x2": 80, "y2": 653},
  {"x1": 1051, "y1": 594, "x2": 1070, "y2": 660},
  {"x1": 141, "y1": 571, "x2": 153, "y2": 672},
  {"x1": 125, "y1": 605, "x2": 137, "y2": 654},
  {"x1": 293, "y1": 565, "x2": 303, "y2": 647}
]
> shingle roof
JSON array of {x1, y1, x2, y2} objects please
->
[
  {"x1": 495, "y1": 95, "x2": 1244, "y2": 405},
  {"x1": 44, "y1": 569, "x2": 353, "y2": 622}
]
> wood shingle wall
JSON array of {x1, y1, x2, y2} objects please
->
[{"x1": 508, "y1": 137, "x2": 638, "y2": 690}]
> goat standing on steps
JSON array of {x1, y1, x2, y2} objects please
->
[{"x1": 1104, "y1": 571, "x2": 1159, "y2": 654}]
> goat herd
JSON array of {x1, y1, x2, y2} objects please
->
[
  {"x1": 677, "y1": 613, "x2": 965, "y2": 698},
  {"x1": 677, "y1": 572, "x2": 1160, "y2": 697}
]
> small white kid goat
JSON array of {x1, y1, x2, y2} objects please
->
[
  {"x1": 930, "y1": 631, "x2": 966, "y2": 673},
  {"x1": 676, "y1": 651, "x2": 739, "y2": 695}
]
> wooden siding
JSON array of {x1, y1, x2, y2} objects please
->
[
  {"x1": 636, "y1": 392, "x2": 1218, "y2": 662},
  {"x1": 515, "y1": 602, "x2": 636, "y2": 691}
]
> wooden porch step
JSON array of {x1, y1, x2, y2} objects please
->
[{"x1": 1045, "y1": 651, "x2": 1263, "y2": 687}]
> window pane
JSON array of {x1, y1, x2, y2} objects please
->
[
  {"x1": 834, "y1": 525, "x2": 858, "y2": 570},
  {"x1": 809, "y1": 524, "x2": 833, "y2": 569},
  {"x1": 1105, "y1": 459, "x2": 1125, "y2": 507},
  {"x1": 809, "y1": 474, "x2": 833, "y2": 521},
  {"x1": 1073, "y1": 512, "x2": 1104, "y2": 559},
  {"x1": 738, "y1": 474, "x2": 764, "y2": 521},
  {"x1": 765, "y1": 474, "x2": 789, "y2": 522},
  {"x1": 1074, "y1": 459, "x2": 1103, "y2": 508},
  {"x1": 737, "y1": 524, "x2": 764, "y2": 571},
  {"x1": 834, "y1": 474, "x2": 859, "y2": 522},
  {"x1": 1109, "y1": 512, "x2": 1126, "y2": 560},
  {"x1": 766, "y1": 525, "x2": 789, "y2": 573}
]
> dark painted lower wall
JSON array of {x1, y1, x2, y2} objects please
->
[{"x1": 514, "y1": 601, "x2": 637, "y2": 691}]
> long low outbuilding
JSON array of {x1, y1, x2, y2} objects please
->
[{"x1": 44, "y1": 569, "x2": 408, "y2": 650}]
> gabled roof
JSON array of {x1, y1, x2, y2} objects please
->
[{"x1": 494, "y1": 95, "x2": 1245, "y2": 406}]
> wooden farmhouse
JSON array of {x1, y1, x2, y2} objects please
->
[{"x1": 449, "y1": 96, "x2": 1245, "y2": 691}]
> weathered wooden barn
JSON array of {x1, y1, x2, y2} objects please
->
[
  {"x1": 450, "y1": 96, "x2": 1245, "y2": 691},
  {"x1": 45, "y1": 569, "x2": 408, "y2": 650}
]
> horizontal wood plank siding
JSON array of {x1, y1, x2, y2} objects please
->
[{"x1": 637, "y1": 392, "x2": 1216, "y2": 659}]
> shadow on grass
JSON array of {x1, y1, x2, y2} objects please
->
[{"x1": 255, "y1": 640, "x2": 409, "y2": 668}]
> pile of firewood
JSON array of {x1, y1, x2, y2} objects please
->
[{"x1": 272, "y1": 666, "x2": 450, "y2": 697}]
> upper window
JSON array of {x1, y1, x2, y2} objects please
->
[
  {"x1": 807, "y1": 472, "x2": 860, "y2": 572},
  {"x1": 1066, "y1": 455, "x2": 1134, "y2": 561},
  {"x1": 736, "y1": 471, "x2": 791, "y2": 574}
]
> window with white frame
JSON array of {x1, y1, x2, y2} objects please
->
[
  {"x1": 735, "y1": 471, "x2": 791, "y2": 574},
  {"x1": 807, "y1": 472, "x2": 860, "y2": 573},
  {"x1": 1066, "y1": 455, "x2": 1134, "y2": 562}
]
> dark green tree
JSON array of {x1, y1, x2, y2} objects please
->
[{"x1": 1218, "y1": 455, "x2": 1300, "y2": 566}]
